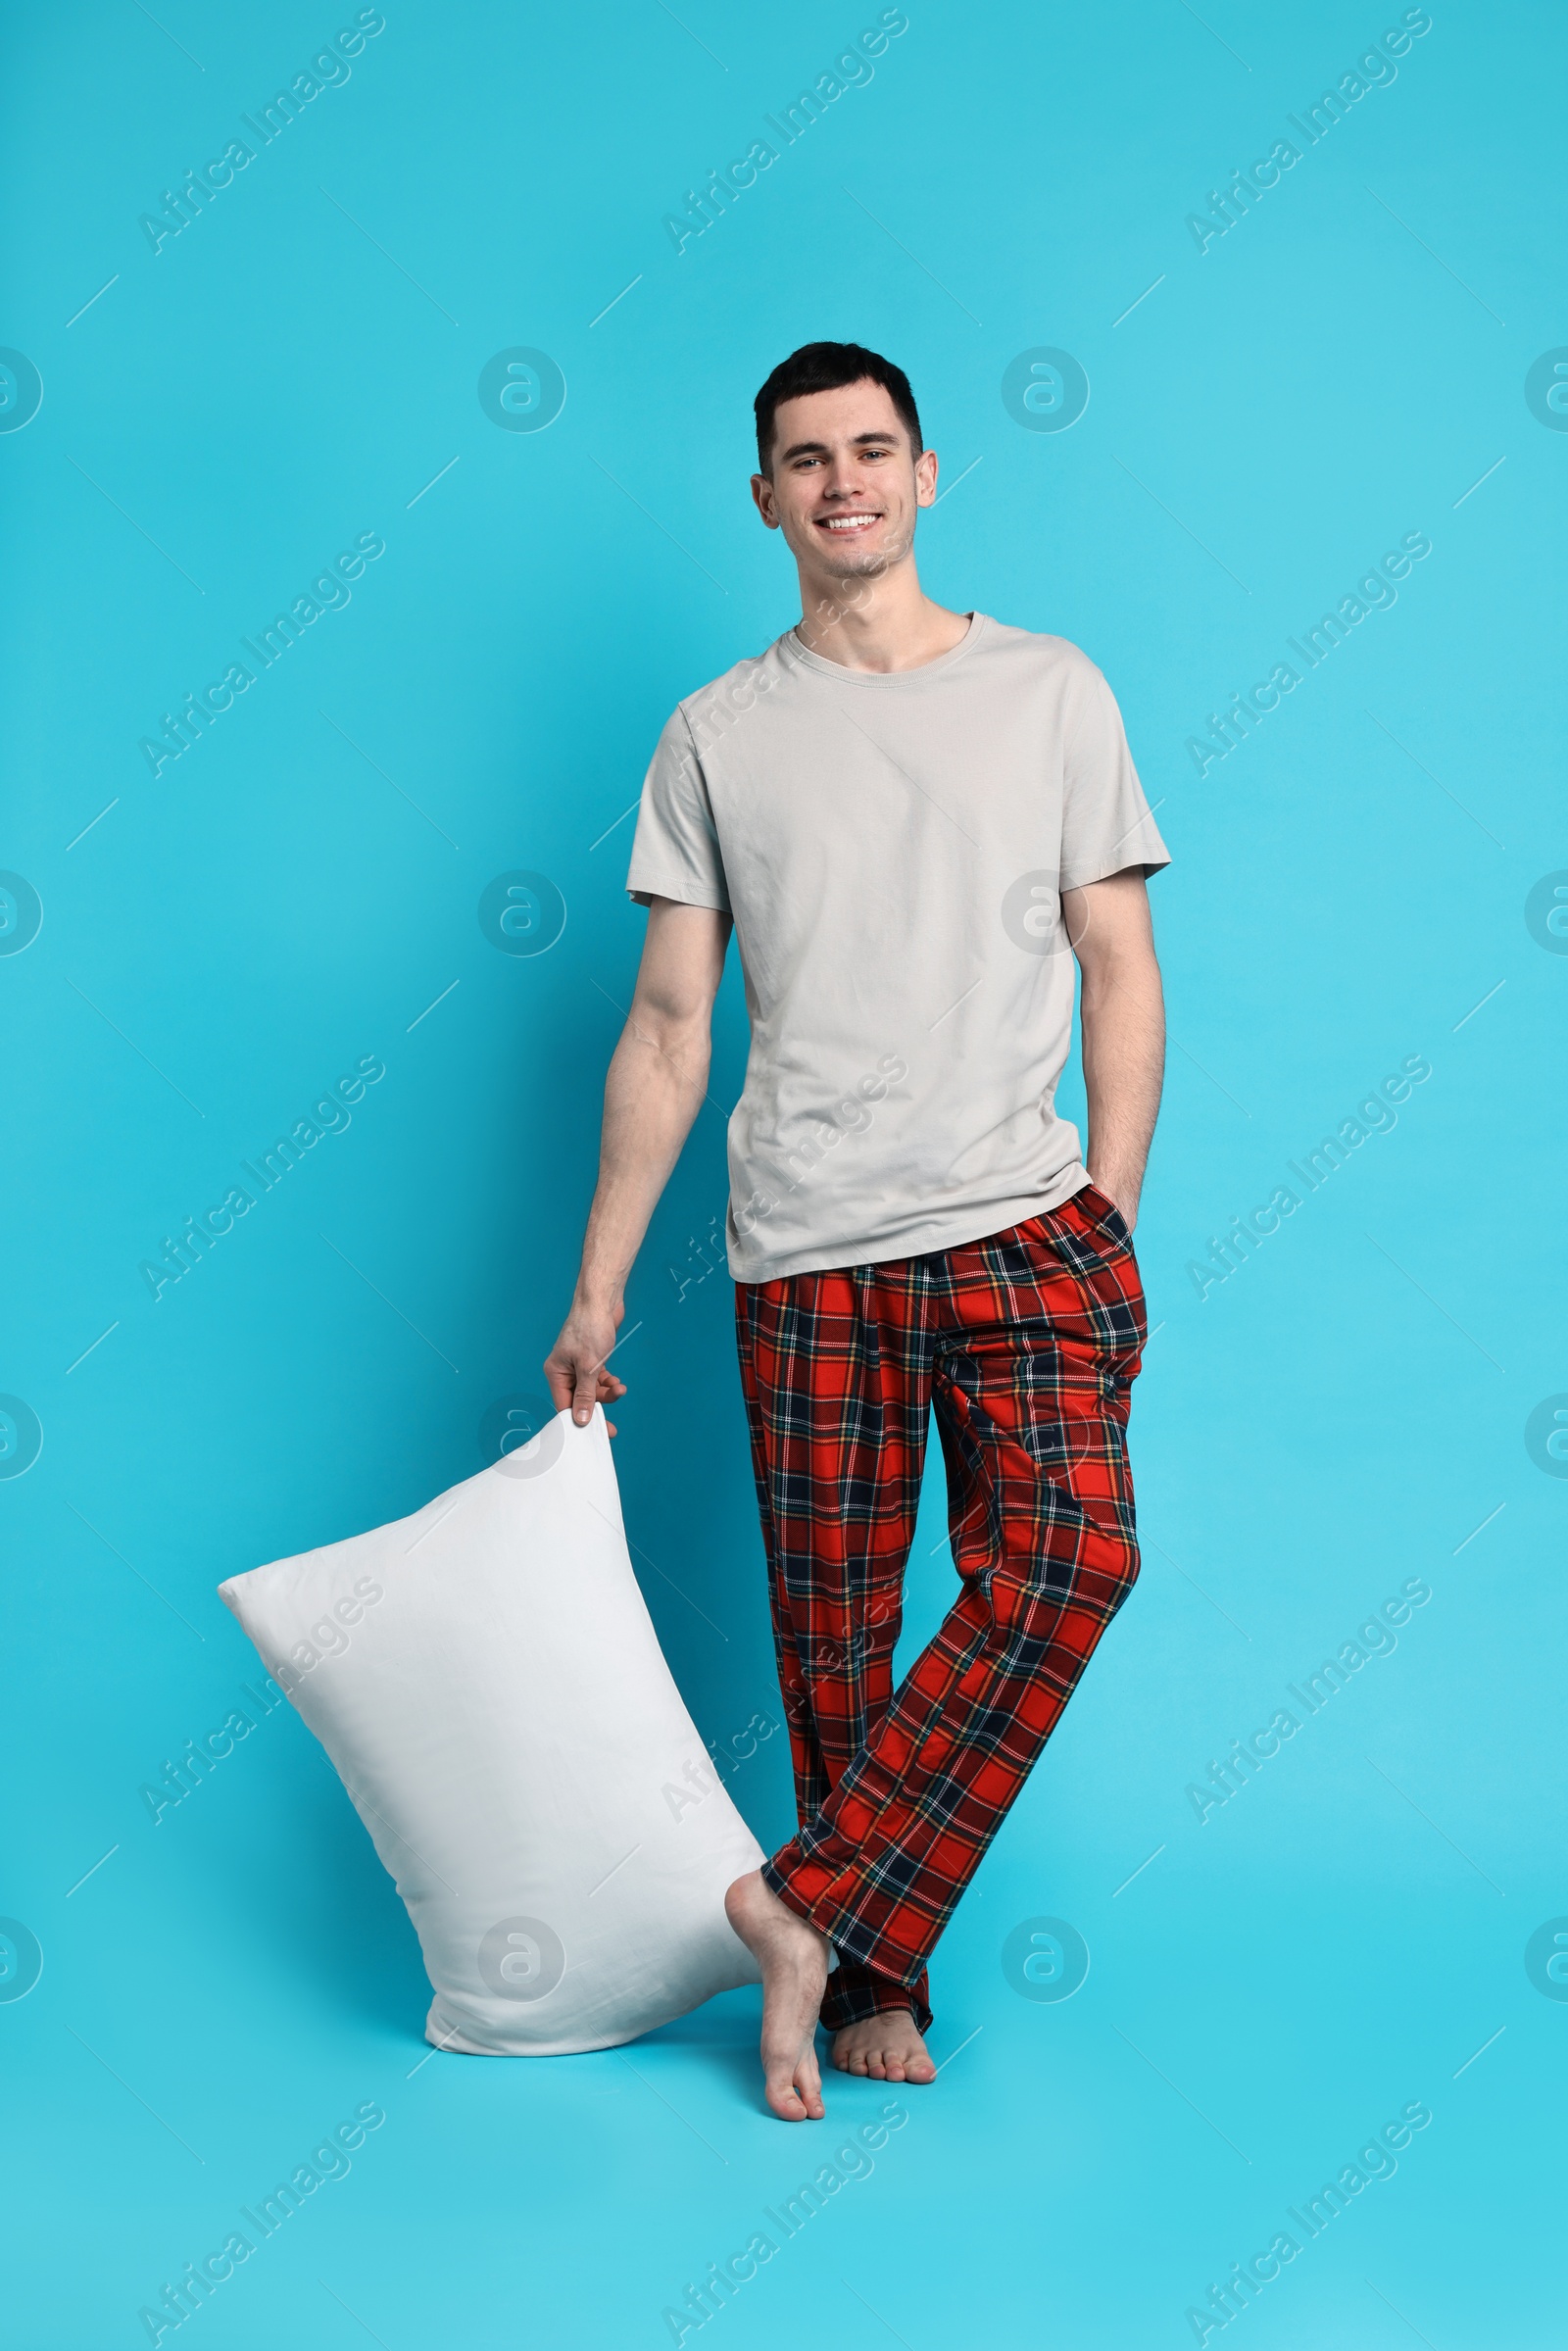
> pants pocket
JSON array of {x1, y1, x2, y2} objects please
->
[{"x1": 1073, "y1": 1182, "x2": 1133, "y2": 1250}]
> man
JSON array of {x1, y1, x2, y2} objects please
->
[{"x1": 546, "y1": 341, "x2": 1167, "y2": 2123}]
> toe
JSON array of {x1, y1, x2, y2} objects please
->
[{"x1": 795, "y1": 2065, "x2": 825, "y2": 2121}]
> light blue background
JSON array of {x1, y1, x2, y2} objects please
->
[{"x1": 3, "y1": 2, "x2": 1564, "y2": 2344}]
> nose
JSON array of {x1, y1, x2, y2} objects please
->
[{"x1": 820, "y1": 461, "x2": 863, "y2": 501}]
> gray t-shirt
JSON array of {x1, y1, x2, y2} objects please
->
[{"x1": 625, "y1": 612, "x2": 1169, "y2": 1285}]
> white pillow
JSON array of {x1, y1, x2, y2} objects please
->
[{"x1": 218, "y1": 1406, "x2": 762, "y2": 2054}]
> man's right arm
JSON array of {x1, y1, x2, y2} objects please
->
[{"x1": 544, "y1": 896, "x2": 731, "y2": 1426}]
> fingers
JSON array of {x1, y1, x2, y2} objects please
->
[
  {"x1": 546, "y1": 1325, "x2": 626, "y2": 1429},
  {"x1": 579, "y1": 1365, "x2": 625, "y2": 1426}
]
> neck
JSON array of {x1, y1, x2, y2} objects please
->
[{"x1": 793, "y1": 557, "x2": 969, "y2": 672}]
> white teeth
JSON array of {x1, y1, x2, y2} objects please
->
[{"x1": 823, "y1": 514, "x2": 877, "y2": 529}]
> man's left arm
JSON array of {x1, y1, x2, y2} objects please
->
[{"x1": 1063, "y1": 868, "x2": 1165, "y2": 1232}]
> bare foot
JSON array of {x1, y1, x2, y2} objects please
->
[
  {"x1": 724, "y1": 1871, "x2": 830, "y2": 2122},
  {"x1": 831, "y1": 2012, "x2": 937, "y2": 2083}
]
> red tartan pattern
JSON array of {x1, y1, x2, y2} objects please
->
[{"x1": 733, "y1": 1185, "x2": 1148, "y2": 2034}]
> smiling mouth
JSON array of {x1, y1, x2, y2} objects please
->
[{"x1": 814, "y1": 511, "x2": 883, "y2": 534}]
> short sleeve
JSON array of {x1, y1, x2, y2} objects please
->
[
  {"x1": 1058, "y1": 661, "x2": 1170, "y2": 890},
  {"x1": 623, "y1": 707, "x2": 732, "y2": 912}
]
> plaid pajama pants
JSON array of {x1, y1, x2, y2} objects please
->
[{"x1": 733, "y1": 1183, "x2": 1147, "y2": 2035}]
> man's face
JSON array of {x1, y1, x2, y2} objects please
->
[{"x1": 751, "y1": 379, "x2": 938, "y2": 594}]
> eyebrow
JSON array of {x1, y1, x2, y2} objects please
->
[{"x1": 777, "y1": 428, "x2": 902, "y2": 463}]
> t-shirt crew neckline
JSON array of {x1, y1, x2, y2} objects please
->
[{"x1": 784, "y1": 610, "x2": 988, "y2": 685}]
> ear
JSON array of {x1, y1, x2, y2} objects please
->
[
  {"x1": 751, "y1": 471, "x2": 781, "y2": 528},
  {"x1": 913, "y1": 446, "x2": 940, "y2": 507}
]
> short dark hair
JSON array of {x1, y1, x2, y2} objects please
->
[{"x1": 754, "y1": 341, "x2": 922, "y2": 474}]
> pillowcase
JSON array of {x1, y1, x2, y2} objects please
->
[{"x1": 218, "y1": 1406, "x2": 763, "y2": 2054}]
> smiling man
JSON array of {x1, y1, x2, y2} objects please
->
[{"x1": 546, "y1": 341, "x2": 1168, "y2": 2121}]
